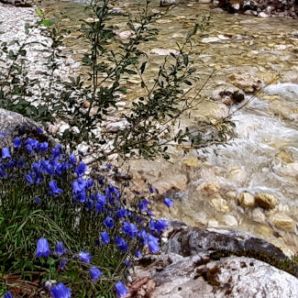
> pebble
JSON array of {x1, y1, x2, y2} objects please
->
[
  {"x1": 251, "y1": 208, "x2": 266, "y2": 223},
  {"x1": 211, "y1": 197, "x2": 230, "y2": 213},
  {"x1": 258, "y1": 12, "x2": 269, "y2": 18},
  {"x1": 223, "y1": 214, "x2": 238, "y2": 226},
  {"x1": 270, "y1": 213, "x2": 296, "y2": 232},
  {"x1": 238, "y1": 192, "x2": 255, "y2": 208},
  {"x1": 254, "y1": 193, "x2": 278, "y2": 210}
]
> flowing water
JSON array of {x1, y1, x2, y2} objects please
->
[{"x1": 42, "y1": 0, "x2": 298, "y2": 255}]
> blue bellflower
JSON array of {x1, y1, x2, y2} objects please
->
[
  {"x1": 2, "y1": 147, "x2": 11, "y2": 159},
  {"x1": 103, "y1": 216, "x2": 114, "y2": 229},
  {"x1": 100, "y1": 231, "x2": 110, "y2": 245},
  {"x1": 138, "y1": 199, "x2": 150, "y2": 212},
  {"x1": 50, "y1": 283, "x2": 71, "y2": 298},
  {"x1": 75, "y1": 162, "x2": 87, "y2": 177},
  {"x1": 58, "y1": 258, "x2": 68, "y2": 271},
  {"x1": 89, "y1": 266, "x2": 102, "y2": 282},
  {"x1": 122, "y1": 222, "x2": 138, "y2": 238},
  {"x1": 13, "y1": 137, "x2": 22, "y2": 149},
  {"x1": 115, "y1": 281, "x2": 128, "y2": 298},
  {"x1": 34, "y1": 196, "x2": 42, "y2": 205},
  {"x1": 78, "y1": 251, "x2": 91, "y2": 264},
  {"x1": 115, "y1": 236, "x2": 128, "y2": 252},
  {"x1": 164, "y1": 198, "x2": 174, "y2": 208},
  {"x1": 36, "y1": 237, "x2": 51, "y2": 258},
  {"x1": 49, "y1": 180, "x2": 63, "y2": 197},
  {"x1": 4, "y1": 291, "x2": 13, "y2": 298},
  {"x1": 55, "y1": 241, "x2": 66, "y2": 256}
]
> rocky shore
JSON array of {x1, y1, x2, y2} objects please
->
[
  {"x1": 216, "y1": 0, "x2": 298, "y2": 18},
  {"x1": 132, "y1": 222, "x2": 298, "y2": 297}
]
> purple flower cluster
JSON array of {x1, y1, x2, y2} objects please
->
[{"x1": 1, "y1": 131, "x2": 174, "y2": 297}]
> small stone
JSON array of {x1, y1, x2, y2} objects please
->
[
  {"x1": 105, "y1": 120, "x2": 130, "y2": 132},
  {"x1": 244, "y1": 10, "x2": 254, "y2": 16},
  {"x1": 276, "y1": 150, "x2": 294, "y2": 163},
  {"x1": 212, "y1": 7, "x2": 224, "y2": 13},
  {"x1": 201, "y1": 36, "x2": 229, "y2": 44},
  {"x1": 117, "y1": 30, "x2": 134, "y2": 40},
  {"x1": 238, "y1": 192, "x2": 255, "y2": 208},
  {"x1": 270, "y1": 214, "x2": 296, "y2": 232},
  {"x1": 82, "y1": 100, "x2": 90, "y2": 109},
  {"x1": 259, "y1": 12, "x2": 269, "y2": 18},
  {"x1": 255, "y1": 193, "x2": 278, "y2": 210},
  {"x1": 197, "y1": 182, "x2": 220, "y2": 196},
  {"x1": 251, "y1": 208, "x2": 266, "y2": 223},
  {"x1": 211, "y1": 197, "x2": 230, "y2": 213},
  {"x1": 223, "y1": 214, "x2": 238, "y2": 226},
  {"x1": 225, "y1": 191, "x2": 237, "y2": 200},
  {"x1": 198, "y1": 0, "x2": 212, "y2": 3},
  {"x1": 228, "y1": 167, "x2": 247, "y2": 184},
  {"x1": 150, "y1": 48, "x2": 179, "y2": 56},
  {"x1": 160, "y1": 0, "x2": 177, "y2": 7},
  {"x1": 47, "y1": 123, "x2": 59, "y2": 135},
  {"x1": 58, "y1": 122, "x2": 70, "y2": 135},
  {"x1": 231, "y1": 3, "x2": 240, "y2": 10},
  {"x1": 208, "y1": 219, "x2": 219, "y2": 227},
  {"x1": 182, "y1": 157, "x2": 201, "y2": 168}
]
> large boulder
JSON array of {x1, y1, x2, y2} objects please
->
[
  {"x1": 0, "y1": 0, "x2": 33, "y2": 6},
  {"x1": 0, "y1": 108, "x2": 43, "y2": 146},
  {"x1": 132, "y1": 223, "x2": 298, "y2": 297}
]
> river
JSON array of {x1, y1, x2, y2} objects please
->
[{"x1": 38, "y1": 0, "x2": 298, "y2": 256}]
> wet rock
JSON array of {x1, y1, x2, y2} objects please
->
[
  {"x1": 238, "y1": 192, "x2": 255, "y2": 208},
  {"x1": 212, "y1": 85, "x2": 245, "y2": 106},
  {"x1": 217, "y1": 0, "x2": 297, "y2": 18},
  {"x1": 270, "y1": 213, "x2": 297, "y2": 232},
  {"x1": 255, "y1": 192, "x2": 278, "y2": 210},
  {"x1": 264, "y1": 83, "x2": 298, "y2": 100},
  {"x1": 165, "y1": 225, "x2": 288, "y2": 262},
  {"x1": 228, "y1": 73, "x2": 262, "y2": 93},
  {"x1": 160, "y1": 0, "x2": 177, "y2": 7}
]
